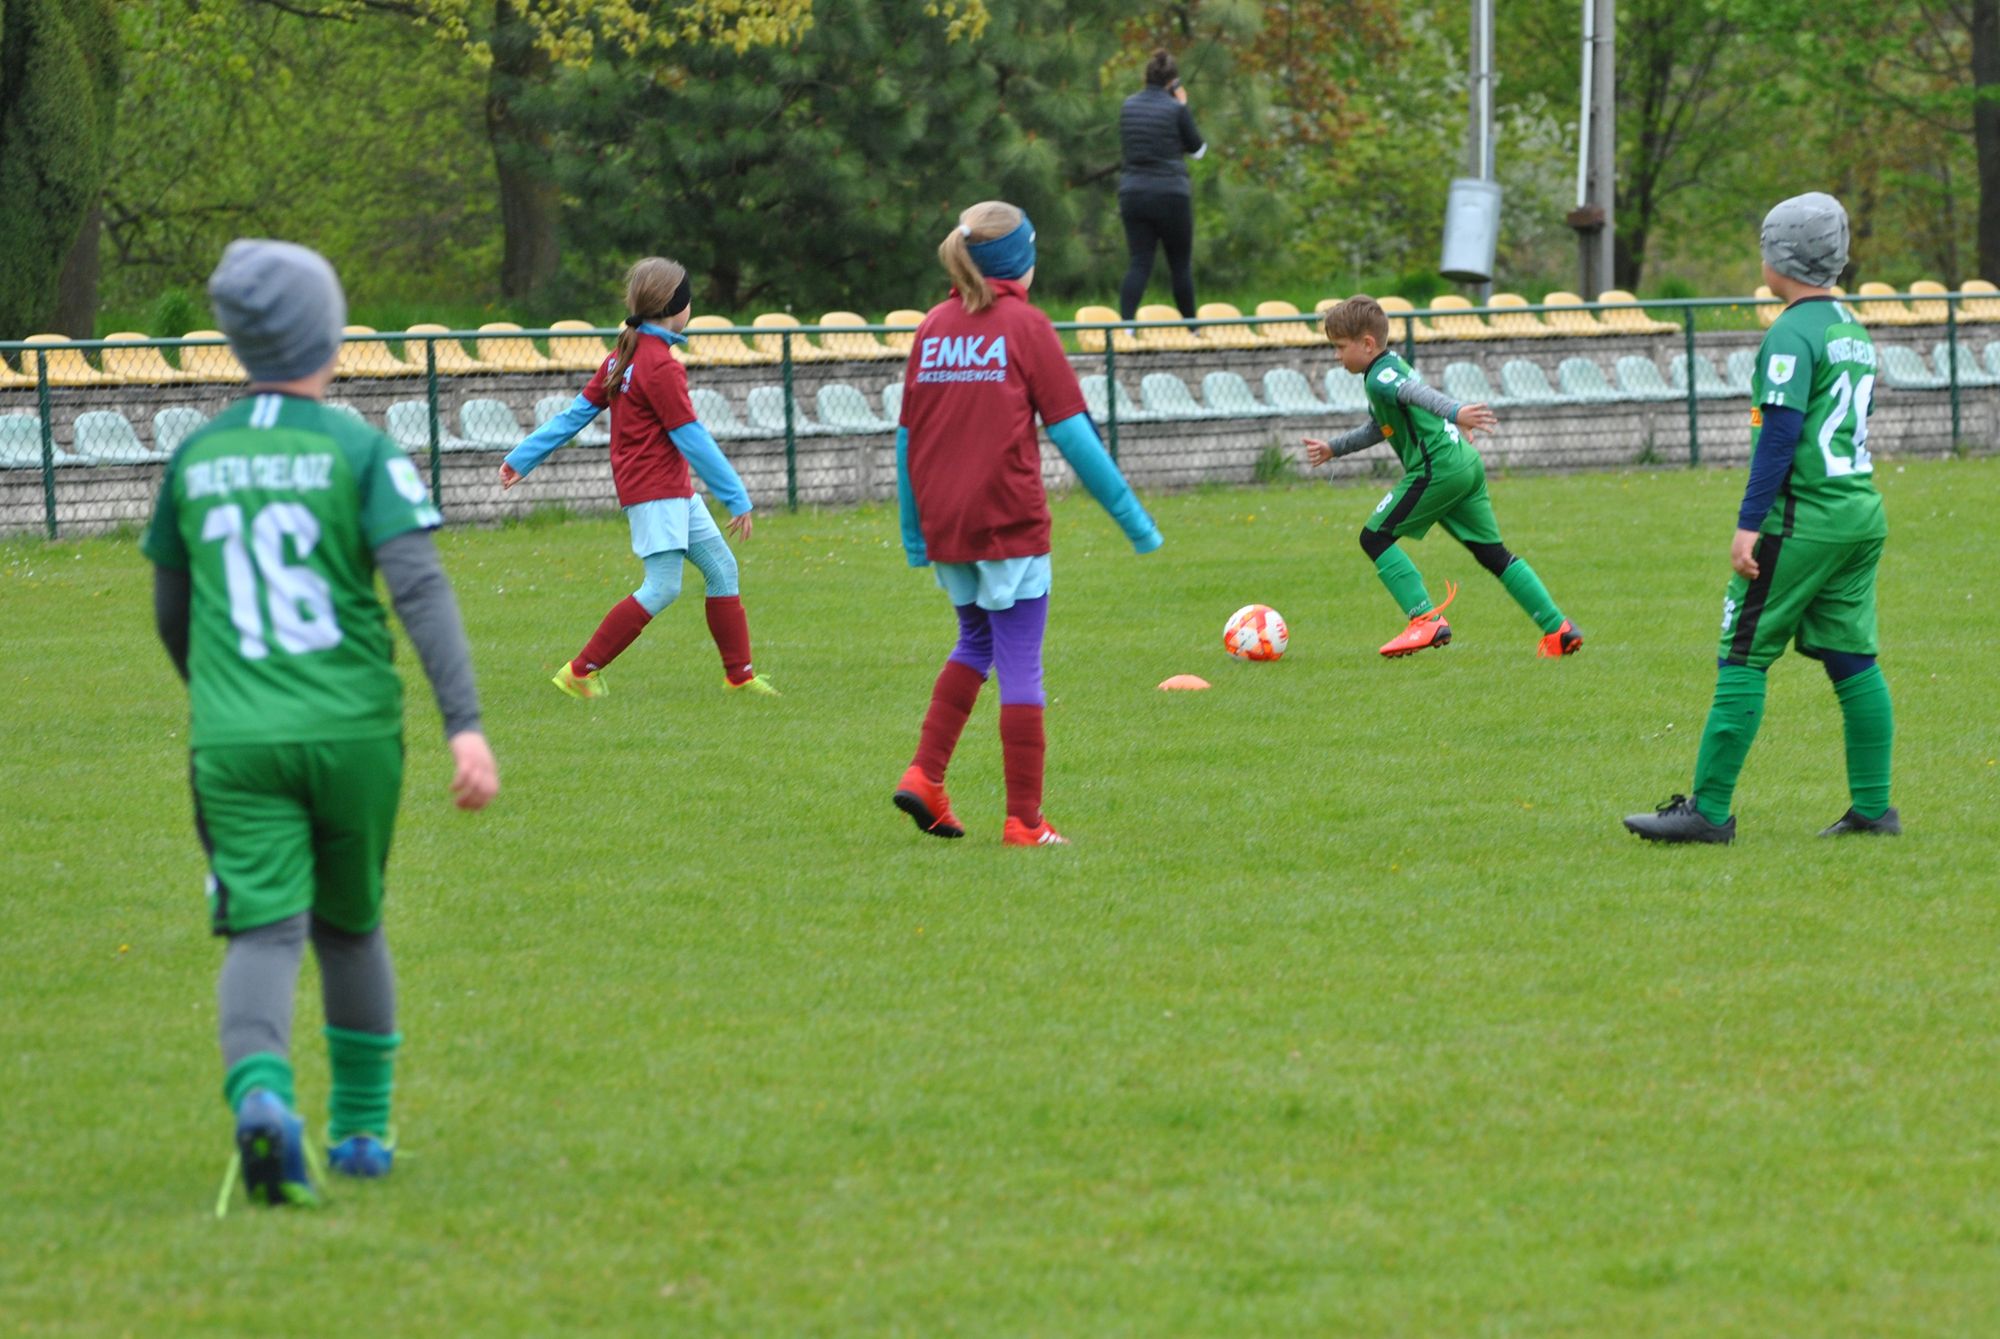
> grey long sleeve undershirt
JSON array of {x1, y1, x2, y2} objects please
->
[
  {"x1": 1322, "y1": 378, "x2": 1467, "y2": 458},
  {"x1": 150, "y1": 529, "x2": 481, "y2": 739}
]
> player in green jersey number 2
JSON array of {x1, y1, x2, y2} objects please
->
[
  {"x1": 142, "y1": 241, "x2": 499, "y2": 1209},
  {"x1": 1626, "y1": 193, "x2": 1897, "y2": 844}
]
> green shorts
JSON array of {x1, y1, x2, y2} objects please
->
[
  {"x1": 189, "y1": 736, "x2": 405, "y2": 936},
  {"x1": 1717, "y1": 533, "x2": 1882, "y2": 670},
  {"x1": 1365, "y1": 458, "x2": 1502, "y2": 546}
]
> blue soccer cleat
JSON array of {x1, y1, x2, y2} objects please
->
[
  {"x1": 232, "y1": 1090, "x2": 318, "y2": 1208},
  {"x1": 327, "y1": 1133, "x2": 395, "y2": 1179}
]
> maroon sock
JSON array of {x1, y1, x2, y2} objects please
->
[
  {"x1": 912, "y1": 660, "x2": 985, "y2": 782},
  {"x1": 704, "y1": 596, "x2": 755, "y2": 684},
  {"x1": 571, "y1": 596, "x2": 653, "y2": 675},
  {"x1": 999, "y1": 704, "x2": 1045, "y2": 826}
]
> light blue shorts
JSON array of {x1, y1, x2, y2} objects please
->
[
  {"x1": 933, "y1": 554, "x2": 1052, "y2": 611},
  {"x1": 627, "y1": 495, "x2": 723, "y2": 558}
]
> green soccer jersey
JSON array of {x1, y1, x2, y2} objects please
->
[
  {"x1": 1749, "y1": 297, "x2": 1887, "y2": 542},
  {"x1": 1362, "y1": 351, "x2": 1479, "y2": 477},
  {"x1": 141, "y1": 393, "x2": 444, "y2": 748}
]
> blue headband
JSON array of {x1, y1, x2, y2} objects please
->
[{"x1": 965, "y1": 214, "x2": 1036, "y2": 281}]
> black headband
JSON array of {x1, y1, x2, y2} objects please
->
[{"x1": 626, "y1": 272, "x2": 694, "y2": 327}]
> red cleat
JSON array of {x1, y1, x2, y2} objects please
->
[
  {"x1": 1002, "y1": 816, "x2": 1070, "y2": 847},
  {"x1": 1536, "y1": 618, "x2": 1583, "y2": 658},
  {"x1": 893, "y1": 765, "x2": 964, "y2": 839},
  {"x1": 1379, "y1": 582, "x2": 1457, "y2": 659}
]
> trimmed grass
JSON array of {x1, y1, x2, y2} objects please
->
[{"x1": 4, "y1": 458, "x2": 1997, "y2": 1336}]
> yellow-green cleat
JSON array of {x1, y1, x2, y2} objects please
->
[
  {"x1": 552, "y1": 663, "x2": 608, "y2": 700},
  {"x1": 725, "y1": 673, "x2": 780, "y2": 697}
]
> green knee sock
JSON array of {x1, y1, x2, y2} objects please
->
[
  {"x1": 1499, "y1": 559, "x2": 1564, "y2": 634},
  {"x1": 325, "y1": 1027, "x2": 401, "y2": 1141},
  {"x1": 1833, "y1": 665, "x2": 1894, "y2": 819},
  {"x1": 1692, "y1": 663, "x2": 1768, "y2": 825},
  {"x1": 224, "y1": 1053, "x2": 295, "y2": 1113},
  {"x1": 1372, "y1": 547, "x2": 1433, "y2": 618}
]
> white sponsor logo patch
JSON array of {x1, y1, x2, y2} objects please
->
[
  {"x1": 1376, "y1": 367, "x2": 1399, "y2": 385},
  {"x1": 1767, "y1": 354, "x2": 1797, "y2": 385}
]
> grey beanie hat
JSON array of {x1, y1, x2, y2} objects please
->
[
  {"x1": 1760, "y1": 192, "x2": 1849, "y2": 288},
  {"x1": 207, "y1": 239, "x2": 347, "y2": 382}
]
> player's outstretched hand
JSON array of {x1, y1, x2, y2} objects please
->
[
  {"x1": 499, "y1": 463, "x2": 523, "y2": 491},
  {"x1": 726, "y1": 511, "x2": 754, "y2": 542},
  {"x1": 1730, "y1": 527, "x2": 1761, "y2": 580},
  {"x1": 448, "y1": 731, "x2": 499, "y2": 811},
  {"x1": 1456, "y1": 403, "x2": 1499, "y2": 438},
  {"x1": 1301, "y1": 438, "x2": 1333, "y2": 468}
]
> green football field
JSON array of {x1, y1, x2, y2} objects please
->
[{"x1": 5, "y1": 457, "x2": 1998, "y2": 1336}]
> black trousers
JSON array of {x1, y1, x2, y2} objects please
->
[{"x1": 1118, "y1": 190, "x2": 1196, "y2": 320}]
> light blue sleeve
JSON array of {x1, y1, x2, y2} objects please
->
[
  {"x1": 668, "y1": 419, "x2": 753, "y2": 516},
  {"x1": 896, "y1": 426, "x2": 927, "y2": 567},
  {"x1": 1045, "y1": 412, "x2": 1162, "y2": 554},
  {"x1": 503, "y1": 394, "x2": 600, "y2": 477}
]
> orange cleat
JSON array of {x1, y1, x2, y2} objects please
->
[
  {"x1": 893, "y1": 765, "x2": 964, "y2": 839},
  {"x1": 1379, "y1": 581, "x2": 1457, "y2": 659},
  {"x1": 1537, "y1": 618, "x2": 1584, "y2": 658},
  {"x1": 1002, "y1": 817, "x2": 1069, "y2": 847}
]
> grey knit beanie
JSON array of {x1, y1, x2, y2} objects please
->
[
  {"x1": 1760, "y1": 193, "x2": 1849, "y2": 288},
  {"x1": 207, "y1": 240, "x2": 346, "y2": 382}
]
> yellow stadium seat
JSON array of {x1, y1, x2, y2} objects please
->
[
  {"x1": 0, "y1": 352, "x2": 34, "y2": 389},
  {"x1": 1596, "y1": 290, "x2": 1679, "y2": 335},
  {"x1": 816, "y1": 311, "x2": 897, "y2": 360},
  {"x1": 1072, "y1": 305, "x2": 1138, "y2": 354},
  {"x1": 1959, "y1": 278, "x2": 2000, "y2": 323},
  {"x1": 1135, "y1": 303, "x2": 1203, "y2": 350},
  {"x1": 179, "y1": 331, "x2": 246, "y2": 382},
  {"x1": 1486, "y1": 293, "x2": 1552, "y2": 338},
  {"x1": 337, "y1": 325, "x2": 416, "y2": 378},
  {"x1": 682, "y1": 314, "x2": 764, "y2": 365},
  {"x1": 1254, "y1": 300, "x2": 1322, "y2": 347},
  {"x1": 1853, "y1": 281, "x2": 1920, "y2": 326},
  {"x1": 102, "y1": 333, "x2": 193, "y2": 384},
  {"x1": 545, "y1": 319, "x2": 610, "y2": 372},
  {"x1": 1376, "y1": 295, "x2": 1437, "y2": 344},
  {"x1": 476, "y1": 322, "x2": 552, "y2": 371},
  {"x1": 20, "y1": 335, "x2": 111, "y2": 386},
  {"x1": 1195, "y1": 302, "x2": 1262, "y2": 349},
  {"x1": 1542, "y1": 292, "x2": 1610, "y2": 336},
  {"x1": 752, "y1": 312, "x2": 830, "y2": 362},
  {"x1": 1427, "y1": 294, "x2": 1496, "y2": 341},
  {"x1": 1905, "y1": 280, "x2": 1950, "y2": 324},
  {"x1": 881, "y1": 309, "x2": 925, "y2": 354},
  {"x1": 403, "y1": 324, "x2": 489, "y2": 375}
]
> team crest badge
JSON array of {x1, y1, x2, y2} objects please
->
[{"x1": 1767, "y1": 354, "x2": 1797, "y2": 385}]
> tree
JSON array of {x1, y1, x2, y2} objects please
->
[{"x1": 0, "y1": 0, "x2": 119, "y2": 339}]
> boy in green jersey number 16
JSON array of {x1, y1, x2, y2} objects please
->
[
  {"x1": 1304, "y1": 296, "x2": 1582, "y2": 660},
  {"x1": 1625, "y1": 192, "x2": 1897, "y2": 844},
  {"x1": 142, "y1": 241, "x2": 500, "y2": 1209}
]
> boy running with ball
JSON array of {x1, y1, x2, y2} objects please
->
[
  {"x1": 1625, "y1": 193, "x2": 1896, "y2": 843},
  {"x1": 144, "y1": 240, "x2": 499, "y2": 1208},
  {"x1": 1304, "y1": 296, "x2": 1581, "y2": 658}
]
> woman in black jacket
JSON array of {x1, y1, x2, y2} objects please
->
[{"x1": 1117, "y1": 49, "x2": 1207, "y2": 321}]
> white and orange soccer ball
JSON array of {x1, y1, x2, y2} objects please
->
[{"x1": 1223, "y1": 604, "x2": 1288, "y2": 661}]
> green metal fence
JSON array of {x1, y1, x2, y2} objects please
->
[{"x1": 3, "y1": 291, "x2": 1993, "y2": 538}]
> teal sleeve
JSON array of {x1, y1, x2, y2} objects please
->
[
  {"x1": 668, "y1": 420, "x2": 752, "y2": 515},
  {"x1": 1045, "y1": 412, "x2": 1162, "y2": 553},
  {"x1": 896, "y1": 426, "x2": 927, "y2": 567},
  {"x1": 503, "y1": 394, "x2": 599, "y2": 477}
]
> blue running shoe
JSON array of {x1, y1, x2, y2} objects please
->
[
  {"x1": 233, "y1": 1090, "x2": 318, "y2": 1208},
  {"x1": 328, "y1": 1133, "x2": 395, "y2": 1179}
]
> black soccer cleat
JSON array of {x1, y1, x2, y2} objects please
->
[
  {"x1": 1623, "y1": 794, "x2": 1735, "y2": 844},
  {"x1": 1819, "y1": 806, "x2": 1901, "y2": 837}
]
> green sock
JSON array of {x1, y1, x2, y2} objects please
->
[
  {"x1": 1833, "y1": 665, "x2": 1894, "y2": 819},
  {"x1": 1692, "y1": 663, "x2": 1768, "y2": 825},
  {"x1": 1499, "y1": 559, "x2": 1564, "y2": 634},
  {"x1": 1372, "y1": 546, "x2": 1433, "y2": 617},
  {"x1": 325, "y1": 1027, "x2": 401, "y2": 1141},
  {"x1": 224, "y1": 1052, "x2": 295, "y2": 1114}
]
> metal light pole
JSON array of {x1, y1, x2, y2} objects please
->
[
  {"x1": 1568, "y1": 0, "x2": 1616, "y2": 299},
  {"x1": 1439, "y1": 0, "x2": 1501, "y2": 291}
]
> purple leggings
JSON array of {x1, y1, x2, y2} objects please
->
[{"x1": 949, "y1": 595, "x2": 1047, "y2": 706}]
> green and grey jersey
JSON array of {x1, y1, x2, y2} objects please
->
[
  {"x1": 141, "y1": 393, "x2": 444, "y2": 748},
  {"x1": 1360, "y1": 352, "x2": 1480, "y2": 477},
  {"x1": 1751, "y1": 297, "x2": 1887, "y2": 542}
]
